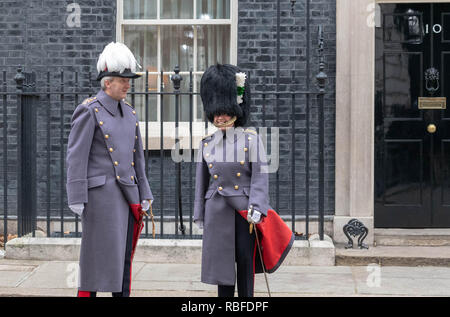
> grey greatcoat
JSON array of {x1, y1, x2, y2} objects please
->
[
  {"x1": 66, "y1": 89, "x2": 153, "y2": 292},
  {"x1": 194, "y1": 126, "x2": 270, "y2": 286}
]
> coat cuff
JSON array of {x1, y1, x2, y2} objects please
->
[
  {"x1": 138, "y1": 178, "x2": 153, "y2": 201},
  {"x1": 248, "y1": 203, "x2": 268, "y2": 217},
  {"x1": 66, "y1": 179, "x2": 88, "y2": 205},
  {"x1": 193, "y1": 200, "x2": 204, "y2": 222}
]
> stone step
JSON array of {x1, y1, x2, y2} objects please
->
[
  {"x1": 374, "y1": 229, "x2": 450, "y2": 247},
  {"x1": 336, "y1": 245, "x2": 450, "y2": 267},
  {"x1": 5, "y1": 236, "x2": 335, "y2": 266}
]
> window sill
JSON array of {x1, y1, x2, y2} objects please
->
[{"x1": 138, "y1": 121, "x2": 216, "y2": 150}]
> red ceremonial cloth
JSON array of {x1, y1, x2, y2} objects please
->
[
  {"x1": 238, "y1": 209, "x2": 294, "y2": 273},
  {"x1": 129, "y1": 204, "x2": 145, "y2": 261}
]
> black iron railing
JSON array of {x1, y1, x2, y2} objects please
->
[
  {"x1": 0, "y1": 63, "x2": 327, "y2": 246},
  {"x1": 0, "y1": 26, "x2": 328, "y2": 247}
]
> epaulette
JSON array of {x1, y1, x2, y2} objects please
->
[
  {"x1": 244, "y1": 128, "x2": 257, "y2": 135},
  {"x1": 202, "y1": 133, "x2": 213, "y2": 140},
  {"x1": 124, "y1": 100, "x2": 134, "y2": 109},
  {"x1": 82, "y1": 96, "x2": 97, "y2": 105}
]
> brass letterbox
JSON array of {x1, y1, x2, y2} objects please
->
[{"x1": 418, "y1": 97, "x2": 447, "y2": 110}]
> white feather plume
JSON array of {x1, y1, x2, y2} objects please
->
[{"x1": 96, "y1": 42, "x2": 141, "y2": 74}]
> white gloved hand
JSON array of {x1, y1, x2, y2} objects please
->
[
  {"x1": 195, "y1": 220, "x2": 204, "y2": 230},
  {"x1": 141, "y1": 200, "x2": 152, "y2": 211},
  {"x1": 247, "y1": 209, "x2": 262, "y2": 224},
  {"x1": 69, "y1": 204, "x2": 84, "y2": 216}
]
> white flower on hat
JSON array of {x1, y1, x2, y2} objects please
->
[
  {"x1": 236, "y1": 72, "x2": 246, "y2": 104},
  {"x1": 97, "y1": 42, "x2": 141, "y2": 74}
]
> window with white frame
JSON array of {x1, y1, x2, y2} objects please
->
[{"x1": 117, "y1": 0, "x2": 237, "y2": 127}]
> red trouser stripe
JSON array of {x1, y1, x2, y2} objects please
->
[{"x1": 77, "y1": 291, "x2": 96, "y2": 297}]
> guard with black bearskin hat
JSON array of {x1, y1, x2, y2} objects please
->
[
  {"x1": 66, "y1": 42, "x2": 153, "y2": 297},
  {"x1": 194, "y1": 64, "x2": 294, "y2": 297}
]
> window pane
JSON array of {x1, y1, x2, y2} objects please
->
[
  {"x1": 196, "y1": 0, "x2": 230, "y2": 19},
  {"x1": 161, "y1": 25, "x2": 194, "y2": 72},
  {"x1": 197, "y1": 25, "x2": 230, "y2": 71},
  {"x1": 124, "y1": 25, "x2": 158, "y2": 121},
  {"x1": 161, "y1": 0, "x2": 194, "y2": 19},
  {"x1": 124, "y1": 0, "x2": 157, "y2": 19},
  {"x1": 123, "y1": 25, "x2": 158, "y2": 71}
]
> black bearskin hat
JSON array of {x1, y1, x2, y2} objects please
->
[{"x1": 200, "y1": 63, "x2": 250, "y2": 127}]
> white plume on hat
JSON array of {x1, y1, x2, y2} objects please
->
[{"x1": 96, "y1": 42, "x2": 141, "y2": 74}]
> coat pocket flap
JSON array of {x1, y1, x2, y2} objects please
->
[
  {"x1": 87, "y1": 175, "x2": 106, "y2": 189},
  {"x1": 116, "y1": 178, "x2": 140, "y2": 204},
  {"x1": 117, "y1": 178, "x2": 138, "y2": 187}
]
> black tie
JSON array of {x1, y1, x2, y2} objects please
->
[{"x1": 118, "y1": 102, "x2": 123, "y2": 117}]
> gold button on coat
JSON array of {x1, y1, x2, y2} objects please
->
[
  {"x1": 105, "y1": 134, "x2": 109, "y2": 139},
  {"x1": 114, "y1": 161, "x2": 118, "y2": 166},
  {"x1": 218, "y1": 186, "x2": 223, "y2": 191},
  {"x1": 213, "y1": 174, "x2": 218, "y2": 179},
  {"x1": 116, "y1": 175, "x2": 120, "y2": 180},
  {"x1": 95, "y1": 108, "x2": 99, "y2": 113},
  {"x1": 99, "y1": 121, "x2": 104, "y2": 126},
  {"x1": 133, "y1": 149, "x2": 136, "y2": 153},
  {"x1": 136, "y1": 122, "x2": 138, "y2": 126},
  {"x1": 209, "y1": 164, "x2": 213, "y2": 168},
  {"x1": 131, "y1": 162, "x2": 135, "y2": 166},
  {"x1": 240, "y1": 161, "x2": 245, "y2": 165},
  {"x1": 132, "y1": 110, "x2": 136, "y2": 114},
  {"x1": 204, "y1": 143, "x2": 208, "y2": 147},
  {"x1": 236, "y1": 172, "x2": 241, "y2": 177},
  {"x1": 131, "y1": 176, "x2": 134, "y2": 180},
  {"x1": 244, "y1": 147, "x2": 248, "y2": 152},
  {"x1": 109, "y1": 147, "x2": 114, "y2": 152},
  {"x1": 234, "y1": 185, "x2": 239, "y2": 190}
]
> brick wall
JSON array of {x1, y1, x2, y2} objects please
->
[
  {"x1": 237, "y1": 0, "x2": 336, "y2": 215},
  {"x1": 0, "y1": 0, "x2": 336, "y2": 226},
  {"x1": 0, "y1": 0, "x2": 116, "y2": 218}
]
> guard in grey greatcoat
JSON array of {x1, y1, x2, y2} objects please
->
[
  {"x1": 66, "y1": 42, "x2": 153, "y2": 297},
  {"x1": 194, "y1": 64, "x2": 270, "y2": 297}
]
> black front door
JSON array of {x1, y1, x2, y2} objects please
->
[{"x1": 375, "y1": 3, "x2": 450, "y2": 228}]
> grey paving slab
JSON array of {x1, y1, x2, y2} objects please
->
[
  {"x1": 276, "y1": 265, "x2": 353, "y2": 274},
  {"x1": 18, "y1": 261, "x2": 77, "y2": 289},
  {"x1": 17, "y1": 261, "x2": 146, "y2": 290},
  {"x1": 350, "y1": 266, "x2": 450, "y2": 296},
  {"x1": 132, "y1": 280, "x2": 216, "y2": 292},
  {"x1": 0, "y1": 259, "x2": 48, "y2": 266},
  {"x1": 0, "y1": 271, "x2": 35, "y2": 288},
  {"x1": 134, "y1": 263, "x2": 201, "y2": 282},
  {"x1": 1, "y1": 260, "x2": 450, "y2": 297},
  {"x1": 130, "y1": 290, "x2": 217, "y2": 297},
  {"x1": 0, "y1": 264, "x2": 36, "y2": 272},
  {"x1": 351, "y1": 266, "x2": 450, "y2": 280},
  {"x1": 355, "y1": 277, "x2": 450, "y2": 296},
  {"x1": 254, "y1": 268, "x2": 356, "y2": 295}
]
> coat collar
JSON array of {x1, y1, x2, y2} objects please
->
[
  {"x1": 212, "y1": 126, "x2": 245, "y2": 144},
  {"x1": 96, "y1": 90, "x2": 125, "y2": 116}
]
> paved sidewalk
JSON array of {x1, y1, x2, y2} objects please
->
[{"x1": 1, "y1": 259, "x2": 450, "y2": 297}]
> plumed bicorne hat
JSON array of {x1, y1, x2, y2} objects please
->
[
  {"x1": 200, "y1": 63, "x2": 251, "y2": 127},
  {"x1": 96, "y1": 42, "x2": 141, "y2": 81}
]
